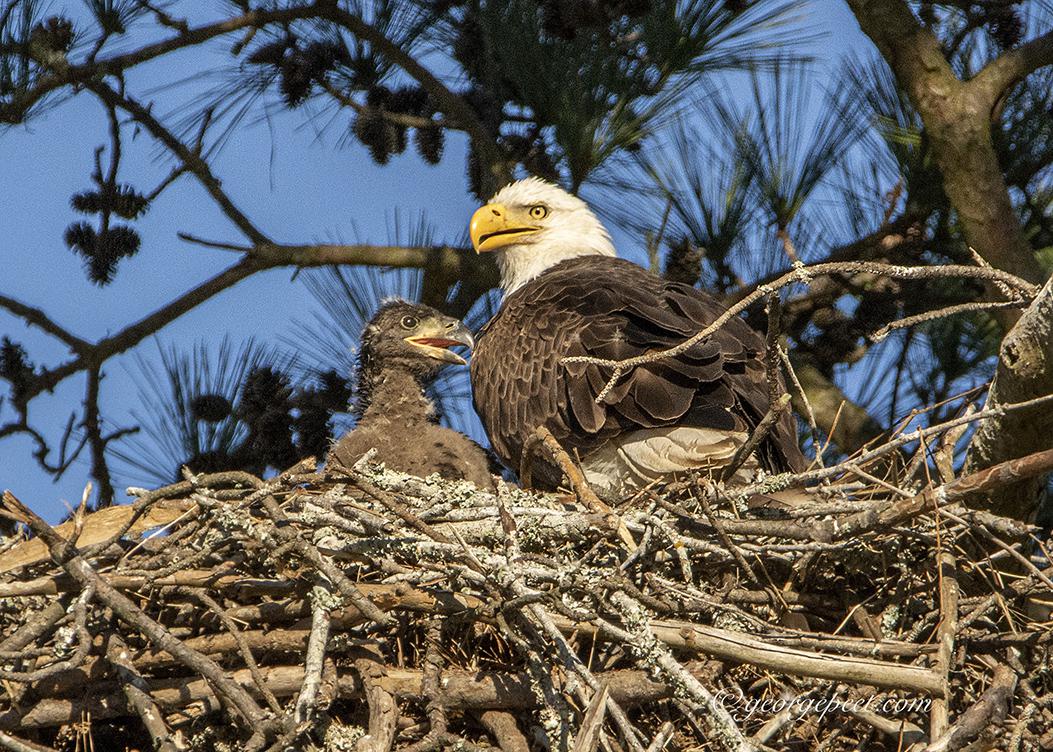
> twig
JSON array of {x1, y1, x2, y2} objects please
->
[
  {"x1": 644, "y1": 722, "x2": 675, "y2": 752},
  {"x1": 293, "y1": 583, "x2": 333, "y2": 726},
  {"x1": 868, "y1": 299, "x2": 1026, "y2": 342},
  {"x1": 719, "y1": 394, "x2": 791, "y2": 482},
  {"x1": 530, "y1": 426, "x2": 636, "y2": 549},
  {"x1": 402, "y1": 620, "x2": 447, "y2": 752},
  {"x1": 0, "y1": 732, "x2": 58, "y2": 752},
  {"x1": 354, "y1": 655, "x2": 400, "y2": 752},
  {"x1": 563, "y1": 261, "x2": 1038, "y2": 403},
  {"x1": 479, "y1": 711, "x2": 530, "y2": 752},
  {"x1": 259, "y1": 495, "x2": 393, "y2": 627},
  {"x1": 571, "y1": 683, "x2": 610, "y2": 752},
  {"x1": 0, "y1": 491, "x2": 271, "y2": 734},
  {"x1": 105, "y1": 634, "x2": 179, "y2": 752},
  {"x1": 923, "y1": 664, "x2": 1017, "y2": 752},
  {"x1": 600, "y1": 591, "x2": 753, "y2": 752},
  {"x1": 733, "y1": 395, "x2": 1053, "y2": 502},
  {"x1": 930, "y1": 548, "x2": 959, "y2": 738}
]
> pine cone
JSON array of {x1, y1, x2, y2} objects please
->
[
  {"x1": 29, "y1": 17, "x2": 74, "y2": 53},
  {"x1": 0, "y1": 337, "x2": 35, "y2": 406},
  {"x1": 354, "y1": 112, "x2": 397, "y2": 164},
  {"x1": 316, "y1": 370, "x2": 353, "y2": 411},
  {"x1": 247, "y1": 38, "x2": 291, "y2": 67},
  {"x1": 663, "y1": 237, "x2": 704, "y2": 286},
  {"x1": 71, "y1": 192, "x2": 105, "y2": 214},
  {"x1": 110, "y1": 186, "x2": 149, "y2": 219},
  {"x1": 391, "y1": 124, "x2": 408, "y2": 155},
  {"x1": 292, "y1": 393, "x2": 333, "y2": 460},
  {"x1": 190, "y1": 394, "x2": 233, "y2": 423},
  {"x1": 387, "y1": 86, "x2": 429, "y2": 115},
  {"x1": 237, "y1": 368, "x2": 292, "y2": 424},
  {"x1": 72, "y1": 186, "x2": 149, "y2": 219},
  {"x1": 64, "y1": 223, "x2": 141, "y2": 285},
  {"x1": 366, "y1": 85, "x2": 392, "y2": 109},
  {"x1": 303, "y1": 40, "x2": 351, "y2": 79},
  {"x1": 182, "y1": 450, "x2": 237, "y2": 477},
  {"x1": 985, "y1": 6, "x2": 1023, "y2": 50},
  {"x1": 279, "y1": 53, "x2": 314, "y2": 107}
]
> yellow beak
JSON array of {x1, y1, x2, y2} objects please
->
[{"x1": 469, "y1": 203, "x2": 541, "y2": 253}]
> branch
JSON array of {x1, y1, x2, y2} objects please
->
[
  {"x1": 4, "y1": 666, "x2": 673, "y2": 731},
  {"x1": 24, "y1": 257, "x2": 264, "y2": 400},
  {"x1": 247, "y1": 241, "x2": 495, "y2": 287},
  {"x1": 0, "y1": 296, "x2": 89, "y2": 353},
  {"x1": 0, "y1": 491, "x2": 271, "y2": 734},
  {"x1": 322, "y1": 6, "x2": 510, "y2": 196},
  {"x1": 728, "y1": 214, "x2": 925, "y2": 304},
  {"x1": 105, "y1": 634, "x2": 180, "y2": 752},
  {"x1": 845, "y1": 0, "x2": 1045, "y2": 295},
  {"x1": 564, "y1": 260, "x2": 1037, "y2": 404},
  {"x1": 924, "y1": 664, "x2": 1017, "y2": 752},
  {"x1": 971, "y1": 29, "x2": 1053, "y2": 106},
  {"x1": 3, "y1": 3, "x2": 329, "y2": 123},
  {"x1": 732, "y1": 393, "x2": 1053, "y2": 501},
  {"x1": 86, "y1": 81, "x2": 268, "y2": 245},
  {"x1": 789, "y1": 354, "x2": 888, "y2": 455}
]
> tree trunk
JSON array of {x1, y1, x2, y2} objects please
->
[
  {"x1": 965, "y1": 275, "x2": 1053, "y2": 519},
  {"x1": 845, "y1": 0, "x2": 1044, "y2": 309}
]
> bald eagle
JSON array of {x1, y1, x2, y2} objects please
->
[
  {"x1": 327, "y1": 301, "x2": 494, "y2": 490},
  {"x1": 468, "y1": 178, "x2": 804, "y2": 499}
]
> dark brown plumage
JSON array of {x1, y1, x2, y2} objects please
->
[
  {"x1": 327, "y1": 301, "x2": 494, "y2": 490},
  {"x1": 471, "y1": 256, "x2": 804, "y2": 494}
]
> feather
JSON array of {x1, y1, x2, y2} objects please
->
[{"x1": 472, "y1": 255, "x2": 804, "y2": 495}]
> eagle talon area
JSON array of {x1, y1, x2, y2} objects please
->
[{"x1": 1, "y1": 444, "x2": 1051, "y2": 752}]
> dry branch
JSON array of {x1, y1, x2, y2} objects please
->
[{"x1": 563, "y1": 260, "x2": 1037, "y2": 403}]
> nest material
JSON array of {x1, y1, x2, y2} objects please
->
[{"x1": 0, "y1": 440, "x2": 1052, "y2": 752}]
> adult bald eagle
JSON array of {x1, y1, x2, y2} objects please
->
[
  {"x1": 468, "y1": 178, "x2": 804, "y2": 499},
  {"x1": 327, "y1": 301, "x2": 494, "y2": 490}
]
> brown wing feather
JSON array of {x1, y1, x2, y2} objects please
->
[{"x1": 471, "y1": 256, "x2": 804, "y2": 487}]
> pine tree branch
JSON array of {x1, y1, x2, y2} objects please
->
[
  {"x1": 845, "y1": 0, "x2": 1046, "y2": 307},
  {"x1": 85, "y1": 81, "x2": 269, "y2": 245},
  {"x1": 971, "y1": 29, "x2": 1053, "y2": 106},
  {"x1": 2, "y1": 3, "x2": 328, "y2": 123},
  {"x1": 728, "y1": 213, "x2": 925, "y2": 303},
  {"x1": 22, "y1": 257, "x2": 266, "y2": 401},
  {"x1": 0, "y1": 296, "x2": 90, "y2": 353},
  {"x1": 322, "y1": 5, "x2": 510, "y2": 196}
]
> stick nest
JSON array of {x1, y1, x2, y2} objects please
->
[{"x1": 0, "y1": 444, "x2": 1051, "y2": 752}]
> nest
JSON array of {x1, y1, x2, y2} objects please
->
[{"x1": 1, "y1": 435, "x2": 1051, "y2": 752}]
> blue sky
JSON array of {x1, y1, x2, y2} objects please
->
[{"x1": 0, "y1": 0, "x2": 868, "y2": 521}]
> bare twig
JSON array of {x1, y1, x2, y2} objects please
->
[{"x1": 563, "y1": 261, "x2": 1038, "y2": 403}]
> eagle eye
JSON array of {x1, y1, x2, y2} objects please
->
[
  {"x1": 528, "y1": 204, "x2": 549, "y2": 220},
  {"x1": 400, "y1": 315, "x2": 419, "y2": 330}
]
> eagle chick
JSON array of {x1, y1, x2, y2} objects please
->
[{"x1": 326, "y1": 301, "x2": 494, "y2": 490}]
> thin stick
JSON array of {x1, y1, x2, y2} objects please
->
[
  {"x1": 532, "y1": 426, "x2": 636, "y2": 549},
  {"x1": 105, "y1": 634, "x2": 179, "y2": 752},
  {"x1": 563, "y1": 261, "x2": 1037, "y2": 403},
  {"x1": 293, "y1": 584, "x2": 333, "y2": 725},
  {"x1": 719, "y1": 394, "x2": 791, "y2": 482}
]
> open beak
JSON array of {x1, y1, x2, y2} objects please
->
[
  {"x1": 404, "y1": 320, "x2": 475, "y2": 366},
  {"x1": 470, "y1": 203, "x2": 541, "y2": 253}
]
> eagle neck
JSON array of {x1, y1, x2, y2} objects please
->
[
  {"x1": 355, "y1": 367, "x2": 436, "y2": 426},
  {"x1": 496, "y1": 246, "x2": 614, "y2": 295}
]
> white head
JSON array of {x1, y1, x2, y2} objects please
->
[{"x1": 469, "y1": 177, "x2": 616, "y2": 294}]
